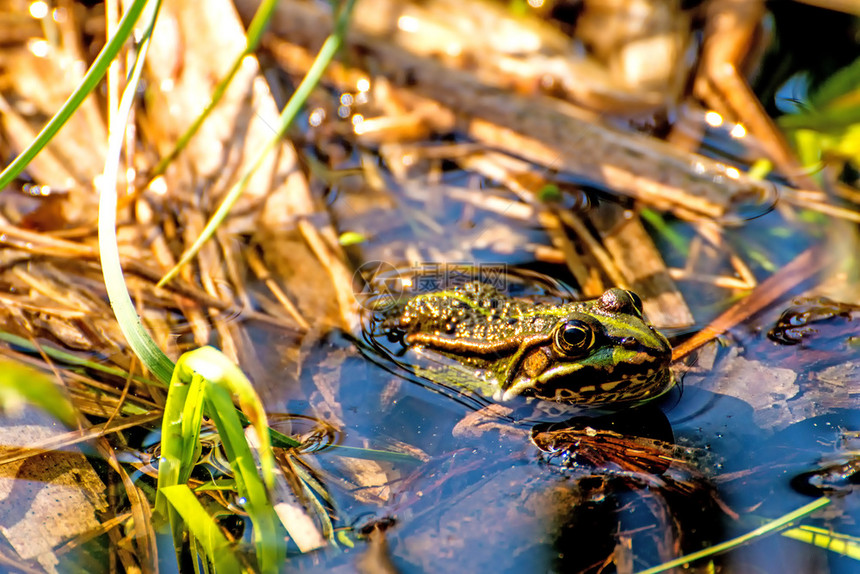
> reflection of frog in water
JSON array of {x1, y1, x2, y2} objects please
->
[{"x1": 383, "y1": 282, "x2": 674, "y2": 412}]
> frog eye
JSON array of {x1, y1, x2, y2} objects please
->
[
  {"x1": 627, "y1": 291, "x2": 644, "y2": 315},
  {"x1": 553, "y1": 319, "x2": 595, "y2": 356}
]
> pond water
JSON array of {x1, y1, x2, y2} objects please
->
[
  {"x1": 268, "y1": 13, "x2": 860, "y2": 558},
  {"x1": 266, "y1": 166, "x2": 860, "y2": 573}
]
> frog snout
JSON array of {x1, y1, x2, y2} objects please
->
[{"x1": 619, "y1": 335, "x2": 671, "y2": 362}]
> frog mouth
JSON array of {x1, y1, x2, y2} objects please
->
[{"x1": 497, "y1": 350, "x2": 672, "y2": 404}]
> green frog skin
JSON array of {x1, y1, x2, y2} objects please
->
[{"x1": 387, "y1": 282, "x2": 673, "y2": 407}]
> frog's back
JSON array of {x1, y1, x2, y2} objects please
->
[{"x1": 390, "y1": 282, "x2": 571, "y2": 342}]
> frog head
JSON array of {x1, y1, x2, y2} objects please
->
[{"x1": 495, "y1": 288, "x2": 673, "y2": 406}]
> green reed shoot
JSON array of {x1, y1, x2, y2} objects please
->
[{"x1": 156, "y1": 346, "x2": 282, "y2": 573}]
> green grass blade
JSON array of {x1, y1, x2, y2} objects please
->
[
  {"x1": 635, "y1": 497, "x2": 831, "y2": 574},
  {"x1": 0, "y1": 0, "x2": 149, "y2": 190},
  {"x1": 0, "y1": 359, "x2": 78, "y2": 427},
  {"x1": 782, "y1": 525, "x2": 860, "y2": 560},
  {"x1": 95, "y1": 23, "x2": 309, "y2": 455},
  {"x1": 157, "y1": 347, "x2": 285, "y2": 572},
  {"x1": 160, "y1": 484, "x2": 247, "y2": 573},
  {"x1": 157, "y1": 0, "x2": 358, "y2": 287},
  {"x1": 317, "y1": 444, "x2": 422, "y2": 463},
  {"x1": 94, "y1": 28, "x2": 307, "y2": 448},
  {"x1": 155, "y1": 366, "x2": 201, "y2": 519},
  {"x1": 156, "y1": 371, "x2": 202, "y2": 552},
  {"x1": 808, "y1": 54, "x2": 860, "y2": 110},
  {"x1": 149, "y1": 0, "x2": 279, "y2": 178},
  {"x1": 0, "y1": 330, "x2": 158, "y2": 387},
  {"x1": 779, "y1": 105, "x2": 860, "y2": 132},
  {"x1": 180, "y1": 347, "x2": 277, "y2": 490},
  {"x1": 639, "y1": 208, "x2": 688, "y2": 256},
  {"x1": 205, "y1": 386, "x2": 283, "y2": 573},
  {"x1": 793, "y1": 129, "x2": 825, "y2": 182},
  {"x1": 97, "y1": 0, "x2": 175, "y2": 384}
]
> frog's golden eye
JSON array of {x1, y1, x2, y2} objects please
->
[{"x1": 554, "y1": 319, "x2": 595, "y2": 356}]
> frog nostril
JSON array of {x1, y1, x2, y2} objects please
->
[{"x1": 621, "y1": 337, "x2": 638, "y2": 348}]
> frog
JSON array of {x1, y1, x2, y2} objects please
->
[{"x1": 383, "y1": 282, "x2": 674, "y2": 409}]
